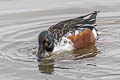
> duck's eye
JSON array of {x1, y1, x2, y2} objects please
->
[{"x1": 45, "y1": 38, "x2": 48, "y2": 42}]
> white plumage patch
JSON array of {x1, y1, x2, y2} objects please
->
[
  {"x1": 92, "y1": 28, "x2": 98, "y2": 39},
  {"x1": 53, "y1": 36, "x2": 73, "y2": 53}
]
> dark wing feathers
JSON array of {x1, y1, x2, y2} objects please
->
[{"x1": 48, "y1": 11, "x2": 99, "y2": 41}]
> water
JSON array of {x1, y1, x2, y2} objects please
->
[{"x1": 0, "y1": 0, "x2": 120, "y2": 80}]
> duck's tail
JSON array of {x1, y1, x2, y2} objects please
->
[
  {"x1": 87, "y1": 11, "x2": 100, "y2": 24},
  {"x1": 76, "y1": 11, "x2": 100, "y2": 24},
  {"x1": 81, "y1": 11, "x2": 100, "y2": 18}
]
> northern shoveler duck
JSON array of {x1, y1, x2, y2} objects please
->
[{"x1": 37, "y1": 11, "x2": 100, "y2": 61}]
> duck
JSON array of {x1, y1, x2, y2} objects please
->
[{"x1": 37, "y1": 11, "x2": 100, "y2": 61}]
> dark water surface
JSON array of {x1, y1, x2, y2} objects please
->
[{"x1": 0, "y1": 0, "x2": 120, "y2": 80}]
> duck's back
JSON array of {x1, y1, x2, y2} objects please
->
[{"x1": 48, "y1": 11, "x2": 99, "y2": 41}]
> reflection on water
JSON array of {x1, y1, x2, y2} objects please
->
[
  {"x1": 38, "y1": 44, "x2": 98, "y2": 74},
  {"x1": 73, "y1": 43, "x2": 98, "y2": 60},
  {"x1": 38, "y1": 59, "x2": 54, "y2": 74}
]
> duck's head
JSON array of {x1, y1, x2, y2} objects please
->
[{"x1": 37, "y1": 31, "x2": 54, "y2": 61}]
